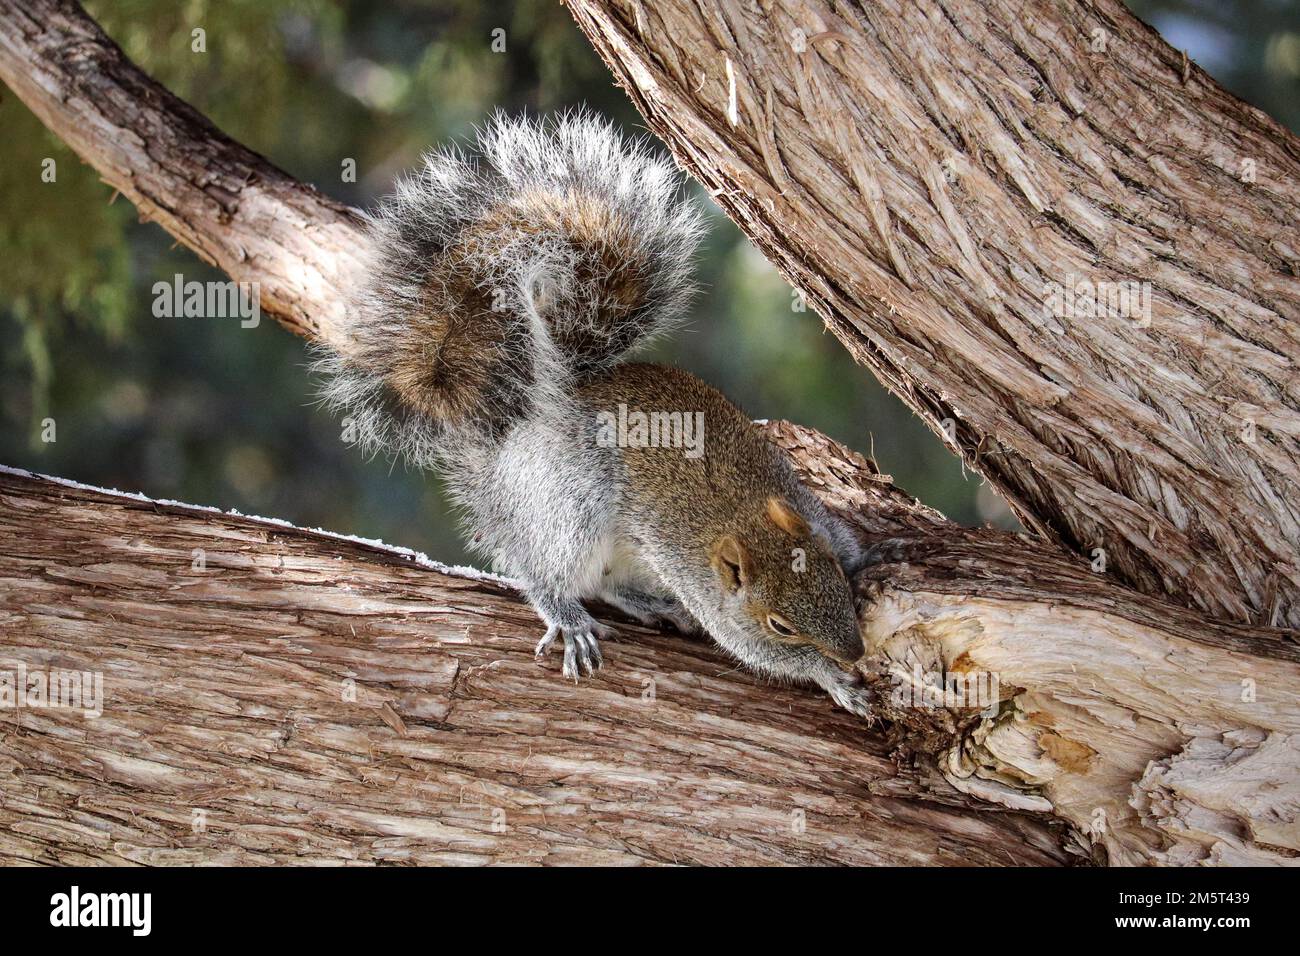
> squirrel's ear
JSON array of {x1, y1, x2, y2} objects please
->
[
  {"x1": 765, "y1": 497, "x2": 810, "y2": 537},
  {"x1": 711, "y1": 535, "x2": 750, "y2": 594}
]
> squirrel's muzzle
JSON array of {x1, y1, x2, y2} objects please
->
[{"x1": 818, "y1": 629, "x2": 866, "y2": 669}]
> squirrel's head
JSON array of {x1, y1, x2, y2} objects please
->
[{"x1": 709, "y1": 497, "x2": 864, "y2": 668}]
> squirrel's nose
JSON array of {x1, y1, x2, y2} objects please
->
[{"x1": 824, "y1": 632, "x2": 865, "y2": 668}]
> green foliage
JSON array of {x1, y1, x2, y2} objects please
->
[
  {"x1": 0, "y1": 107, "x2": 132, "y2": 442},
  {"x1": 85, "y1": 0, "x2": 303, "y2": 143}
]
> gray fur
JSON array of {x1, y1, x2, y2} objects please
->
[
  {"x1": 315, "y1": 109, "x2": 702, "y2": 465},
  {"x1": 317, "y1": 111, "x2": 872, "y2": 714}
]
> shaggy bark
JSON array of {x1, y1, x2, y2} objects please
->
[
  {"x1": 1, "y1": 0, "x2": 1297, "y2": 865},
  {"x1": 0, "y1": 466, "x2": 1074, "y2": 866},
  {"x1": 564, "y1": 0, "x2": 1300, "y2": 631},
  {"x1": 775, "y1": 426, "x2": 1300, "y2": 865},
  {"x1": 2, "y1": 442, "x2": 1296, "y2": 865}
]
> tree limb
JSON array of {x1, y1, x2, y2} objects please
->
[
  {"x1": 564, "y1": 0, "x2": 1300, "y2": 630},
  {"x1": 768, "y1": 425, "x2": 1300, "y2": 864},
  {"x1": 0, "y1": 0, "x2": 365, "y2": 347},
  {"x1": 3, "y1": 435, "x2": 1297, "y2": 865},
  {"x1": 0, "y1": 466, "x2": 1074, "y2": 866}
]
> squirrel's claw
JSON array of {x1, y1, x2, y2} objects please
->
[
  {"x1": 535, "y1": 621, "x2": 613, "y2": 681},
  {"x1": 819, "y1": 669, "x2": 875, "y2": 720}
]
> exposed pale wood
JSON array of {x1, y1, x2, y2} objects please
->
[
  {"x1": 768, "y1": 424, "x2": 1300, "y2": 865},
  {"x1": 564, "y1": 0, "x2": 1300, "y2": 630}
]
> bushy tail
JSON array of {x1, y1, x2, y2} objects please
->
[{"x1": 317, "y1": 110, "x2": 703, "y2": 466}]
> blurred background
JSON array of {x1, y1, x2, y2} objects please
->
[{"x1": 2, "y1": 0, "x2": 1297, "y2": 565}]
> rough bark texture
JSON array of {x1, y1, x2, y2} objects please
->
[
  {"x1": 0, "y1": 467, "x2": 1074, "y2": 866},
  {"x1": 564, "y1": 0, "x2": 1300, "y2": 631},
  {"x1": 1, "y1": 0, "x2": 1298, "y2": 865},
  {"x1": 774, "y1": 427, "x2": 1300, "y2": 865},
  {"x1": 2, "y1": 446, "x2": 1296, "y2": 865}
]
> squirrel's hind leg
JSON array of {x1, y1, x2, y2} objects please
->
[{"x1": 600, "y1": 588, "x2": 704, "y2": 637}]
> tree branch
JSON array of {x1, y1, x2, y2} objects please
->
[
  {"x1": 564, "y1": 0, "x2": 1300, "y2": 630},
  {"x1": 0, "y1": 0, "x2": 365, "y2": 347},
  {"x1": 0, "y1": 466, "x2": 1074, "y2": 866},
  {"x1": 767, "y1": 424, "x2": 1300, "y2": 864}
]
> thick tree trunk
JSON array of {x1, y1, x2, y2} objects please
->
[
  {"x1": 564, "y1": 0, "x2": 1300, "y2": 630},
  {"x1": 1, "y1": 0, "x2": 1297, "y2": 865}
]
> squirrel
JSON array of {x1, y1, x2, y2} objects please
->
[{"x1": 318, "y1": 111, "x2": 873, "y2": 717}]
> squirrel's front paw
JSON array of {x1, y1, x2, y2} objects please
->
[
  {"x1": 658, "y1": 605, "x2": 705, "y2": 637},
  {"x1": 819, "y1": 669, "x2": 875, "y2": 719},
  {"x1": 535, "y1": 617, "x2": 615, "y2": 681}
]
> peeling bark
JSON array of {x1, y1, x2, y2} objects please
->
[
  {"x1": 770, "y1": 424, "x2": 1300, "y2": 865},
  {"x1": 564, "y1": 0, "x2": 1300, "y2": 630}
]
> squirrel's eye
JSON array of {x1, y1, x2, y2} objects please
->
[{"x1": 767, "y1": 614, "x2": 797, "y2": 638}]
